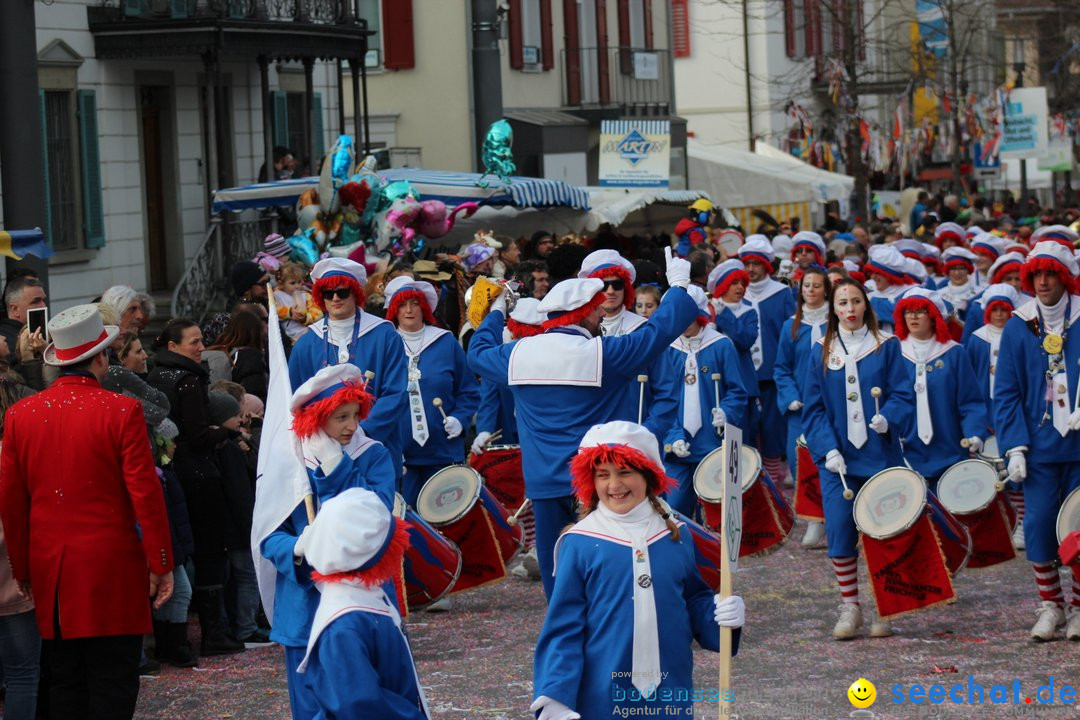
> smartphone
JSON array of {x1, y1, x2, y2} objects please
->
[{"x1": 26, "y1": 306, "x2": 48, "y2": 343}]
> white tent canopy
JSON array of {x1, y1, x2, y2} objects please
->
[{"x1": 753, "y1": 142, "x2": 854, "y2": 203}]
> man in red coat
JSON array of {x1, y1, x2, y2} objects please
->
[{"x1": 0, "y1": 304, "x2": 174, "y2": 719}]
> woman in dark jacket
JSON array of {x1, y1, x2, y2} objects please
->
[
  {"x1": 204, "y1": 311, "x2": 268, "y2": 401},
  {"x1": 147, "y1": 319, "x2": 244, "y2": 656}
]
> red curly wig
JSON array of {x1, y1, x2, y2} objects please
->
[
  {"x1": 942, "y1": 257, "x2": 974, "y2": 274},
  {"x1": 893, "y1": 296, "x2": 951, "y2": 343},
  {"x1": 312, "y1": 275, "x2": 366, "y2": 313},
  {"x1": 1020, "y1": 256, "x2": 1076, "y2": 296},
  {"x1": 990, "y1": 262, "x2": 1022, "y2": 285},
  {"x1": 983, "y1": 299, "x2": 1016, "y2": 325},
  {"x1": 712, "y1": 269, "x2": 750, "y2": 298},
  {"x1": 386, "y1": 288, "x2": 437, "y2": 327},
  {"x1": 507, "y1": 318, "x2": 543, "y2": 338},
  {"x1": 540, "y1": 291, "x2": 607, "y2": 331},
  {"x1": 291, "y1": 382, "x2": 376, "y2": 440},
  {"x1": 864, "y1": 261, "x2": 912, "y2": 286},
  {"x1": 588, "y1": 266, "x2": 635, "y2": 310},
  {"x1": 569, "y1": 444, "x2": 677, "y2": 506},
  {"x1": 311, "y1": 519, "x2": 411, "y2": 588}
]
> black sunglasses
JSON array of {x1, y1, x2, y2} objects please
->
[
  {"x1": 602, "y1": 279, "x2": 625, "y2": 291},
  {"x1": 320, "y1": 287, "x2": 352, "y2": 301}
]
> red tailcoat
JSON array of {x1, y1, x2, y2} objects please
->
[{"x1": 0, "y1": 375, "x2": 174, "y2": 639}]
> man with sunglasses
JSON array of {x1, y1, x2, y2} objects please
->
[{"x1": 287, "y1": 258, "x2": 408, "y2": 469}]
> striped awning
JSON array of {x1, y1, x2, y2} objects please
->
[
  {"x1": 728, "y1": 201, "x2": 811, "y2": 235},
  {"x1": 211, "y1": 169, "x2": 591, "y2": 213}
]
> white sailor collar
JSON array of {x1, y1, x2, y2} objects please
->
[
  {"x1": 900, "y1": 337, "x2": 957, "y2": 364},
  {"x1": 551, "y1": 510, "x2": 683, "y2": 575},
  {"x1": 305, "y1": 431, "x2": 379, "y2": 471},
  {"x1": 670, "y1": 324, "x2": 725, "y2": 353},
  {"x1": 398, "y1": 324, "x2": 450, "y2": 356},
  {"x1": 816, "y1": 329, "x2": 894, "y2": 363},
  {"x1": 308, "y1": 311, "x2": 389, "y2": 343},
  {"x1": 1013, "y1": 294, "x2": 1080, "y2": 325},
  {"x1": 746, "y1": 278, "x2": 789, "y2": 304},
  {"x1": 972, "y1": 324, "x2": 1001, "y2": 344}
]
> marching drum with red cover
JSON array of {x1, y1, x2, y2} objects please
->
[
  {"x1": 694, "y1": 444, "x2": 794, "y2": 556},
  {"x1": 794, "y1": 434, "x2": 824, "y2": 521},
  {"x1": 468, "y1": 444, "x2": 526, "y2": 513},
  {"x1": 677, "y1": 512, "x2": 724, "y2": 593},
  {"x1": 393, "y1": 493, "x2": 462, "y2": 611},
  {"x1": 1058, "y1": 488, "x2": 1080, "y2": 546},
  {"x1": 417, "y1": 465, "x2": 523, "y2": 594},
  {"x1": 937, "y1": 459, "x2": 1016, "y2": 568},
  {"x1": 854, "y1": 468, "x2": 968, "y2": 618}
]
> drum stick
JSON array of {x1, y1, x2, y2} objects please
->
[
  {"x1": 432, "y1": 397, "x2": 449, "y2": 421},
  {"x1": 507, "y1": 498, "x2": 531, "y2": 527},
  {"x1": 303, "y1": 493, "x2": 316, "y2": 524},
  {"x1": 664, "y1": 443, "x2": 673, "y2": 454},
  {"x1": 711, "y1": 372, "x2": 722, "y2": 410},
  {"x1": 960, "y1": 438, "x2": 970, "y2": 448},
  {"x1": 870, "y1": 386, "x2": 882, "y2": 417},
  {"x1": 637, "y1": 374, "x2": 648, "y2": 425},
  {"x1": 837, "y1": 467, "x2": 854, "y2": 500}
]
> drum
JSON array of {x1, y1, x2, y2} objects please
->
[
  {"x1": 469, "y1": 444, "x2": 526, "y2": 513},
  {"x1": 694, "y1": 444, "x2": 793, "y2": 556},
  {"x1": 977, "y1": 435, "x2": 1006, "y2": 472},
  {"x1": 794, "y1": 435, "x2": 824, "y2": 521},
  {"x1": 393, "y1": 494, "x2": 462, "y2": 610},
  {"x1": 417, "y1": 465, "x2": 523, "y2": 594},
  {"x1": 678, "y1": 512, "x2": 724, "y2": 593},
  {"x1": 937, "y1": 460, "x2": 1015, "y2": 568},
  {"x1": 1058, "y1": 487, "x2": 1080, "y2": 544}
]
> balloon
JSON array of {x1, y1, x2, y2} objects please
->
[
  {"x1": 288, "y1": 231, "x2": 320, "y2": 266},
  {"x1": 479, "y1": 119, "x2": 516, "y2": 185}
]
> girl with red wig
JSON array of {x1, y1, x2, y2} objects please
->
[
  {"x1": 892, "y1": 287, "x2": 988, "y2": 487},
  {"x1": 259, "y1": 364, "x2": 398, "y2": 719},
  {"x1": 532, "y1": 421, "x2": 743, "y2": 720},
  {"x1": 938, "y1": 246, "x2": 980, "y2": 319},
  {"x1": 382, "y1": 276, "x2": 480, "y2": 510}
]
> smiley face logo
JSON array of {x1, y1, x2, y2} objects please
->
[{"x1": 847, "y1": 678, "x2": 876, "y2": 708}]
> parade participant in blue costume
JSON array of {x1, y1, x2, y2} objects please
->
[
  {"x1": 660, "y1": 286, "x2": 747, "y2": 517},
  {"x1": 938, "y1": 246, "x2": 980, "y2": 320},
  {"x1": 774, "y1": 265, "x2": 831, "y2": 545},
  {"x1": 382, "y1": 276, "x2": 480, "y2": 507},
  {"x1": 802, "y1": 279, "x2": 913, "y2": 640},
  {"x1": 467, "y1": 250, "x2": 699, "y2": 598},
  {"x1": 787, "y1": 231, "x2": 826, "y2": 302},
  {"x1": 893, "y1": 287, "x2": 987, "y2": 485},
  {"x1": 709, "y1": 259, "x2": 761, "y2": 443},
  {"x1": 961, "y1": 251, "x2": 1026, "y2": 342},
  {"x1": 261, "y1": 364, "x2": 398, "y2": 719},
  {"x1": 296, "y1": 488, "x2": 429, "y2": 720},
  {"x1": 738, "y1": 236, "x2": 797, "y2": 483},
  {"x1": 579, "y1": 249, "x2": 678, "y2": 444},
  {"x1": 864, "y1": 244, "x2": 915, "y2": 332},
  {"x1": 920, "y1": 243, "x2": 944, "y2": 287},
  {"x1": 288, "y1": 258, "x2": 408, "y2": 468},
  {"x1": 993, "y1": 241, "x2": 1080, "y2": 641},
  {"x1": 933, "y1": 222, "x2": 966, "y2": 253},
  {"x1": 531, "y1": 421, "x2": 744, "y2": 720},
  {"x1": 971, "y1": 233, "x2": 1007, "y2": 288}
]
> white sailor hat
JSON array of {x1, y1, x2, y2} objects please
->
[
  {"x1": 1031, "y1": 224, "x2": 1078, "y2": 249},
  {"x1": 971, "y1": 233, "x2": 1007, "y2": 260},
  {"x1": 920, "y1": 243, "x2": 941, "y2": 261},
  {"x1": 578, "y1": 249, "x2": 637, "y2": 284},
  {"x1": 1027, "y1": 240, "x2": 1080, "y2": 277},
  {"x1": 304, "y1": 487, "x2": 401, "y2": 579},
  {"x1": 934, "y1": 222, "x2": 966, "y2": 246},
  {"x1": 569, "y1": 420, "x2": 675, "y2": 505},
  {"x1": 942, "y1": 246, "x2": 977, "y2": 270},
  {"x1": 892, "y1": 238, "x2": 925, "y2": 259},
  {"x1": 898, "y1": 286, "x2": 947, "y2": 319},
  {"x1": 311, "y1": 257, "x2": 368, "y2": 287},
  {"x1": 538, "y1": 278, "x2": 606, "y2": 329},
  {"x1": 738, "y1": 235, "x2": 775, "y2": 265},
  {"x1": 981, "y1": 283, "x2": 1022, "y2": 311},
  {"x1": 383, "y1": 275, "x2": 439, "y2": 315},
  {"x1": 290, "y1": 364, "x2": 368, "y2": 413},
  {"x1": 986, "y1": 251, "x2": 1025, "y2": 283},
  {"x1": 770, "y1": 234, "x2": 793, "y2": 259},
  {"x1": 43, "y1": 304, "x2": 119, "y2": 367},
  {"x1": 508, "y1": 297, "x2": 545, "y2": 326},
  {"x1": 904, "y1": 257, "x2": 928, "y2": 283},
  {"x1": 707, "y1": 258, "x2": 749, "y2": 295},
  {"x1": 791, "y1": 231, "x2": 825, "y2": 260},
  {"x1": 865, "y1": 244, "x2": 910, "y2": 283}
]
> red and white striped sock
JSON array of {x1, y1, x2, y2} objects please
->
[
  {"x1": 763, "y1": 456, "x2": 788, "y2": 484},
  {"x1": 1070, "y1": 568, "x2": 1080, "y2": 609},
  {"x1": 832, "y1": 556, "x2": 859, "y2": 605},
  {"x1": 1033, "y1": 562, "x2": 1064, "y2": 606},
  {"x1": 1006, "y1": 490, "x2": 1025, "y2": 523},
  {"x1": 521, "y1": 507, "x2": 536, "y2": 551}
]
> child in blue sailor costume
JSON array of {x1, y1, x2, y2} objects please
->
[
  {"x1": 788, "y1": 231, "x2": 827, "y2": 301},
  {"x1": 801, "y1": 278, "x2": 914, "y2": 640},
  {"x1": 773, "y1": 265, "x2": 831, "y2": 545},
  {"x1": 864, "y1": 244, "x2": 915, "y2": 332},
  {"x1": 971, "y1": 232, "x2": 1008, "y2": 288},
  {"x1": 961, "y1": 251, "x2": 1026, "y2": 342},
  {"x1": 288, "y1": 258, "x2": 408, "y2": 469},
  {"x1": 296, "y1": 487, "x2": 429, "y2": 720},
  {"x1": 660, "y1": 286, "x2": 748, "y2": 517},
  {"x1": 531, "y1": 421, "x2": 744, "y2": 720},
  {"x1": 892, "y1": 287, "x2": 987, "y2": 484},
  {"x1": 468, "y1": 250, "x2": 699, "y2": 599},
  {"x1": 738, "y1": 236, "x2": 796, "y2": 483},
  {"x1": 938, "y1": 246, "x2": 980, "y2": 322},
  {"x1": 709, "y1": 259, "x2": 761, "y2": 445},
  {"x1": 993, "y1": 240, "x2": 1080, "y2": 642},
  {"x1": 579, "y1": 249, "x2": 678, "y2": 443},
  {"x1": 382, "y1": 276, "x2": 480, "y2": 507},
  {"x1": 260, "y1": 364, "x2": 398, "y2": 719}
]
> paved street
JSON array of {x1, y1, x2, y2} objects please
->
[{"x1": 135, "y1": 517, "x2": 1079, "y2": 720}]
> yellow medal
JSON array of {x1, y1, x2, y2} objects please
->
[{"x1": 1043, "y1": 333, "x2": 1064, "y2": 354}]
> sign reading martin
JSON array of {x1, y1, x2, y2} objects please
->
[
  {"x1": 599, "y1": 120, "x2": 671, "y2": 188},
  {"x1": 1001, "y1": 87, "x2": 1048, "y2": 160}
]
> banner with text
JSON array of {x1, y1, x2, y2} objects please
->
[
  {"x1": 599, "y1": 120, "x2": 671, "y2": 188},
  {"x1": 1001, "y1": 87, "x2": 1048, "y2": 160}
]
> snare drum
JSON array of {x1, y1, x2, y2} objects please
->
[
  {"x1": 469, "y1": 443, "x2": 526, "y2": 513},
  {"x1": 794, "y1": 435, "x2": 824, "y2": 521},
  {"x1": 937, "y1": 460, "x2": 1015, "y2": 568},
  {"x1": 1058, "y1": 487, "x2": 1080, "y2": 544},
  {"x1": 694, "y1": 444, "x2": 794, "y2": 556},
  {"x1": 394, "y1": 493, "x2": 462, "y2": 610},
  {"x1": 417, "y1": 465, "x2": 524, "y2": 594}
]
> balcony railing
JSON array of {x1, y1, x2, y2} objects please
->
[
  {"x1": 561, "y1": 47, "x2": 671, "y2": 114},
  {"x1": 114, "y1": 0, "x2": 360, "y2": 25}
]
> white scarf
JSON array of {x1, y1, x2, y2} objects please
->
[
  {"x1": 1038, "y1": 293, "x2": 1071, "y2": 436},
  {"x1": 984, "y1": 324, "x2": 1003, "y2": 398},
  {"x1": 399, "y1": 327, "x2": 429, "y2": 446},
  {"x1": 745, "y1": 279, "x2": 774, "y2": 370},
  {"x1": 328, "y1": 317, "x2": 355, "y2": 363},
  {"x1": 869, "y1": 283, "x2": 905, "y2": 300},
  {"x1": 802, "y1": 303, "x2": 829, "y2": 346},
  {"x1": 831, "y1": 326, "x2": 873, "y2": 448},
  {"x1": 600, "y1": 308, "x2": 647, "y2": 337},
  {"x1": 941, "y1": 278, "x2": 978, "y2": 311},
  {"x1": 904, "y1": 335, "x2": 938, "y2": 444}
]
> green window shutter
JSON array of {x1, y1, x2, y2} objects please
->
[
  {"x1": 124, "y1": 0, "x2": 147, "y2": 17},
  {"x1": 38, "y1": 90, "x2": 53, "y2": 249},
  {"x1": 272, "y1": 91, "x2": 290, "y2": 148},
  {"x1": 313, "y1": 91, "x2": 325, "y2": 161},
  {"x1": 77, "y1": 89, "x2": 105, "y2": 249},
  {"x1": 171, "y1": 0, "x2": 191, "y2": 19}
]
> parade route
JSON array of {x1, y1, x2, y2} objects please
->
[{"x1": 134, "y1": 518, "x2": 1080, "y2": 720}]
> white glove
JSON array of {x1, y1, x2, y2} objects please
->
[
  {"x1": 470, "y1": 431, "x2": 493, "y2": 455},
  {"x1": 787, "y1": 400, "x2": 803, "y2": 412},
  {"x1": 293, "y1": 524, "x2": 313, "y2": 559},
  {"x1": 489, "y1": 290, "x2": 508, "y2": 316},
  {"x1": 664, "y1": 246, "x2": 691, "y2": 289},
  {"x1": 713, "y1": 594, "x2": 745, "y2": 628},
  {"x1": 964, "y1": 436, "x2": 983, "y2": 453},
  {"x1": 824, "y1": 449, "x2": 847, "y2": 475},
  {"x1": 869, "y1": 414, "x2": 888, "y2": 434},
  {"x1": 302, "y1": 430, "x2": 344, "y2": 475},
  {"x1": 711, "y1": 407, "x2": 726, "y2": 429},
  {"x1": 443, "y1": 415, "x2": 463, "y2": 439},
  {"x1": 1069, "y1": 409, "x2": 1080, "y2": 431},
  {"x1": 671, "y1": 439, "x2": 691, "y2": 458},
  {"x1": 1006, "y1": 450, "x2": 1027, "y2": 482},
  {"x1": 529, "y1": 696, "x2": 581, "y2": 720}
]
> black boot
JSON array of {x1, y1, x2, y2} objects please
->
[
  {"x1": 166, "y1": 622, "x2": 199, "y2": 667},
  {"x1": 194, "y1": 588, "x2": 245, "y2": 656}
]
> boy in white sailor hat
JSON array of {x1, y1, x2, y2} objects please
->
[
  {"x1": 708, "y1": 258, "x2": 761, "y2": 442},
  {"x1": 287, "y1": 257, "x2": 409, "y2": 472},
  {"x1": 961, "y1": 251, "x2": 1028, "y2": 343},
  {"x1": 994, "y1": 241, "x2": 1080, "y2": 640}
]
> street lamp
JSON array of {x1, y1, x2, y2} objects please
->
[{"x1": 1012, "y1": 37, "x2": 1027, "y2": 201}]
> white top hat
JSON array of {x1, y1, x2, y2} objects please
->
[
  {"x1": 311, "y1": 257, "x2": 368, "y2": 287},
  {"x1": 43, "y1": 304, "x2": 119, "y2": 367},
  {"x1": 578, "y1": 249, "x2": 637, "y2": 283},
  {"x1": 382, "y1": 276, "x2": 438, "y2": 314}
]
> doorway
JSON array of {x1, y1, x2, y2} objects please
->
[{"x1": 137, "y1": 82, "x2": 181, "y2": 291}]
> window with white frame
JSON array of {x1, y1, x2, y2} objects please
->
[{"x1": 521, "y1": 0, "x2": 543, "y2": 68}]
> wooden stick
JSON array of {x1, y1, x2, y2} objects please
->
[
  {"x1": 718, "y1": 462, "x2": 734, "y2": 718},
  {"x1": 432, "y1": 397, "x2": 449, "y2": 421},
  {"x1": 711, "y1": 372, "x2": 722, "y2": 410},
  {"x1": 507, "y1": 498, "x2": 531, "y2": 526},
  {"x1": 636, "y1": 374, "x2": 648, "y2": 424},
  {"x1": 303, "y1": 493, "x2": 316, "y2": 524},
  {"x1": 837, "y1": 467, "x2": 854, "y2": 500},
  {"x1": 870, "y1": 386, "x2": 882, "y2": 417}
]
